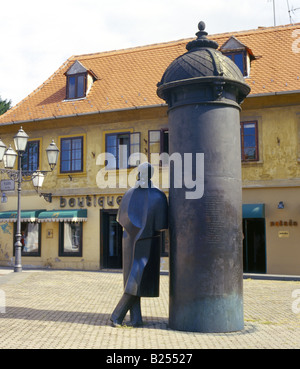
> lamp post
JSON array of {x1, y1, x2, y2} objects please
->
[{"x1": 0, "y1": 127, "x2": 59, "y2": 272}]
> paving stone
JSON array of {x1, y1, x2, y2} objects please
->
[{"x1": 0, "y1": 268, "x2": 299, "y2": 349}]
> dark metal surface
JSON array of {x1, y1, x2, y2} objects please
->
[
  {"x1": 111, "y1": 163, "x2": 168, "y2": 326},
  {"x1": 157, "y1": 22, "x2": 250, "y2": 332},
  {"x1": 157, "y1": 21, "x2": 250, "y2": 107}
]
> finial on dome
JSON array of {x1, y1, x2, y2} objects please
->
[
  {"x1": 198, "y1": 21, "x2": 206, "y2": 31},
  {"x1": 197, "y1": 21, "x2": 207, "y2": 34},
  {"x1": 186, "y1": 21, "x2": 219, "y2": 51}
]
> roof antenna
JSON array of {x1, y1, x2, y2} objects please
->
[
  {"x1": 287, "y1": 0, "x2": 292, "y2": 23},
  {"x1": 273, "y1": 0, "x2": 276, "y2": 26},
  {"x1": 268, "y1": 0, "x2": 276, "y2": 26},
  {"x1": 288, "y1": 2, "x2": 300, "y2": 24}
]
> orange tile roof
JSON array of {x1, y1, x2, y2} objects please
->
[{"x1": 1, "y1": 23, "x2": 300, "y2": 125}]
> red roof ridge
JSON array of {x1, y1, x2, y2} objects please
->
[
  {"x1": 211, "y1": 22, "x2": 300, "y2": 39},
  {"x1": 69, "y1": 22, "x2": 300, "y2": 62},
  {"x1": 70, "y1": 38, "x2": 192, "y2": 62}
]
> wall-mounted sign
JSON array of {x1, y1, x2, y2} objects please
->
[
  {"x1": 46, "y1": 229, "x2": 53, "y2": 238},
  {"x1": 60, "y1": 195, "x2": 123, "y2": 208},
  {"x1": 270, "y1": 220, "x2": 298, "y2": 227},
  {"x1": 1, "y1": 179, "x2": 15, "y2": 192},
  {"x1": 278, "y1": 231, "x2": 289, "y2": 238}
]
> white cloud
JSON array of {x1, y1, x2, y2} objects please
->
[{"x1": 1, "y1": 0, "x2": 298, "y2": 106}]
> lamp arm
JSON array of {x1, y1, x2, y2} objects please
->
[
  {"x1": 0, "y1": 168, "x2": 19, "y2": 182},
  {"x1": 22, "y1": 170, "x2": 51, "y2": 182},
  {"x1": 0, "y1": 168, "x2": 51, "y2": 183}
]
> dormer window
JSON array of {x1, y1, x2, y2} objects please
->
[
  {"x1": 67, "y1": 73, "x2": 86, "y2": 99},
  {"x1": 65, "y1": 60, "x2": 97, "y2": 100},
  {"x1": 224, "y1": 51, "x2": 247, "y2": 76},
  {"x1": 220, "y1": 36, "x2": 255, "y2": 77}
]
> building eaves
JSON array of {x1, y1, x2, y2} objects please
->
[{"x1": 1, "y1": 23, "x2": 300, "y2": 126}]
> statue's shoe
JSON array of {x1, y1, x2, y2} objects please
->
[{"x1": 110, "y1": 317, "x2": 122, "y2": 327}]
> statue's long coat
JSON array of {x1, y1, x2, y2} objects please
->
[{"x1": 117, "y1": 185, "x2": 168, "y2": 297}]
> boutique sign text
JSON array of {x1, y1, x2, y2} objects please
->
[{"x1": 60, "y1": 195, "x2": 123, "y2": 208}]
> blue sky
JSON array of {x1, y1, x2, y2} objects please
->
[{"x1": 1, "y1": 0, "x2": 300, "y2": 106}]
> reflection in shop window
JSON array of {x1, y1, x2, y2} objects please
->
[
  {"x1": 14, "y1": 222, "x2": 41, "y2": 256},
  {"x1": 59, "y1": 222, "x2": 82, "y2": 256}
]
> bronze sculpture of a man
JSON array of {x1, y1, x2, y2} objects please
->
[{"x1": 110, "y1": 162, "x2": 168, "y2": 327}]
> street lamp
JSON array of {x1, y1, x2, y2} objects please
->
[
  {"x1": 0, "y1": 127, "x2": 59, "y2": 272},
  {"x1": 13, "y1": 127, "x2": 29, "y2": 153},
  {"x1": 46, "y1": 140, "x2": 60, "y2": 170},
  {"x1": 32, "y1": 171, "x2": 45, "y2": 188},
  {"x1": 3, "y1": 145, "x2": 17, "y2": 169}
]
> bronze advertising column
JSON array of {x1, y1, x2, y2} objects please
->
[{"x1": 157, "y1": 22, "x2": 250, "y2": 332}]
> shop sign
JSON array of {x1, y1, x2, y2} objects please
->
[
  {"x1": 60, "y1": 195, "x2": 123, "y2": 208},
  {"x1": 270, "y1": 220, "x2": 298, "y2": 227},
  {"x1": 278, "y1": 231, "x2": 289, "y2": 238}
]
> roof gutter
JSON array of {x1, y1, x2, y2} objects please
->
[
  {"x1": 1, "y1": 89, "x2": 300, "y2": 127},
  {"x1": 247, "y1": 89, "x2": 300, "y2": 98},
  {"x1": 0, "y1": 103, "x2": 168, "y2": 127}
]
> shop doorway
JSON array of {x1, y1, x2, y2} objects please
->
[
  {"x1": 243, "y1": 218, "x2": 266, "y2": 273},
  {"x1": 100, "y1": 210, "x2": 123, "y2": 269}
]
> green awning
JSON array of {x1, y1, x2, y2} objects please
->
[
  {"x1": 0, "y1": 210, "x2": 45, "y2": 223},
  {"x1": 242, "y1": 204, "x2": 265, "y2": 218},
  {"x1": 37, "y1": 209, "x2": 88, "y2": 222}
]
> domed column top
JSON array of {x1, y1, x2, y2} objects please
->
[{"x1": 186, "y1": 21, "x2": 219, "y2": 51}]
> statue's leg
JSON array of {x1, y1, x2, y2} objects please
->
[
  {"x1": 130, "y1": 297, "x2": 143, "y2": 327},
  {"x1": 110, "y1": 293, "x2": 137, "y2": 327}
]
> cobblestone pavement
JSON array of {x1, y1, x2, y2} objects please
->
[{"x1": 0, "y1": 268, "x2": 299, "y2": 349}]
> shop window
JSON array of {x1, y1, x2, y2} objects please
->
[
  {"x1": 240, "y1": 121, "x2": 259, "y2": 161},
  {"x1": 243, "y1": 218, "x2": 266, "y2": 273},
  {"x1": 13, "y1": 222, "x2": 41, "y2": 256},
  {"x1": 105, "y1": 132, "x2": 141, "y2": 169},
  {"x1": 59, "y1": 222, "x2": 83, "y2": 257},
  {"x1": 148, "y1": 129, "x2": 169, "y2": 165},
  {"x1": 60, "y1": 136, "x2": 84, "y2": 173},
  {"x1": 21, "y1": 140, "x2": 40, "y2": 172},
  {"x1": 100, "y1": 210, "x2": 123, "y2": 269}
]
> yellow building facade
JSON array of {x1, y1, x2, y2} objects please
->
[
  {"x1": 241, "y1": 94, "x2": 300, "y2": 275},
  {"x1": 0, "y1": 107, "x2": 170, "y2": 271},
  {"x1": 1, "y1": 24, "x2": 300, "y2": 275}
]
